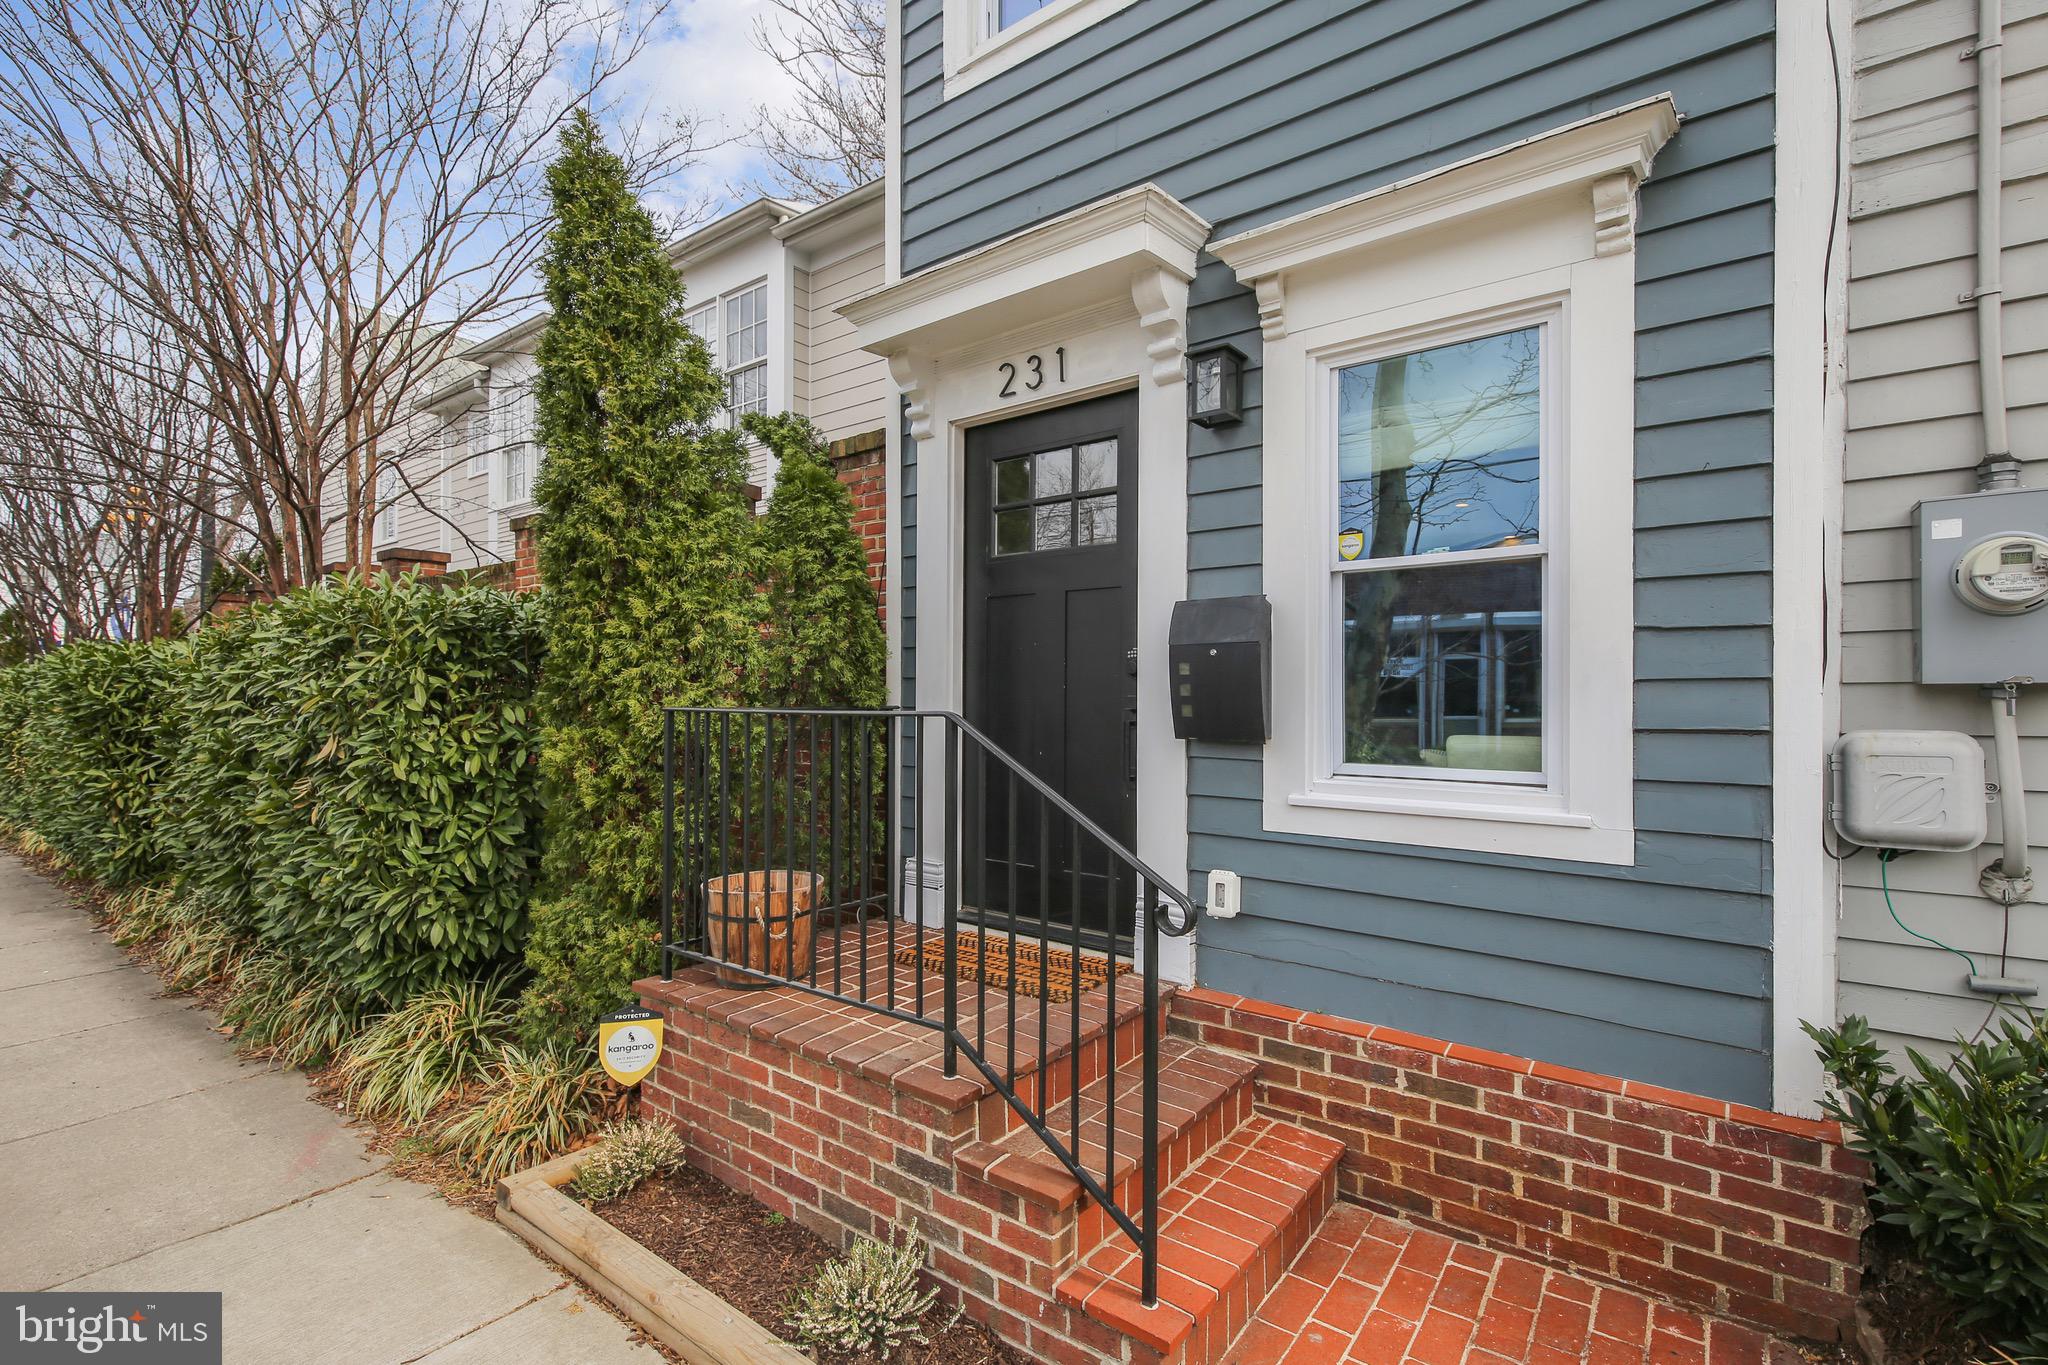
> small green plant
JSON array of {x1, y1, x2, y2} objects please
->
[
  {"x1": 337, "y1": 975, "x2": 518, "y2": 1123},
  {"x1": 433, "y1": 1044, "x2": 609, "y2": 1183},
  {"x1": 221, "y1": 949, "x2": 369, "y2": 1068},
  {"x1": 1807, "y1": 1012, "x2": 2048, "y2": 1355},
  {"x1": 784, "y1": 1231, "x2": 942, "y2": 1360},
  {"x1": 154, "y1": 892, "x2": 250, "y2": 992},
  {"x1": 567, "y1": 1118, "x2": 687, "y2": 1203},
  {"x1": 103, "y1": 884, "x2": 181, "y2": 947}
]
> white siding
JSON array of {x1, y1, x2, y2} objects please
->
[
  {"x1": 800, "y1": 239, "x2": 890, "y2": 447},
  {"x1": 1843, "y1": 0, "x2": 2048, "y2": 1060}
]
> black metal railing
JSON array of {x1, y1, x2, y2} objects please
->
[{"x1": 659, "y1": 706, "x2": 1198, "y2": 1305}]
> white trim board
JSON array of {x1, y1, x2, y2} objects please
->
[{"x1": 1770, "y1": 0, "x2": 1850, "y2": 1118}]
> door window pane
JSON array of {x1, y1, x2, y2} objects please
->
[
  {"x1": 1034, "y1": 448, "x2": 1071, "y2": 498},
  {"x1": 1077, "y1": 495, "x2": 1117, "y2": 545},
  {"x1": 1033, "y1": 503, "x2": 1071, "y2": 550},
  {"x1": 994, "y1": 508, "x2": 1031, "y2": 555},
  {"x1": 1076, "y1": 439, "x2": 1117, "y2": 492},
  {"x1": 1341, "y1": 558, "x2": 1542, "y2": 773},
  {"x1": 1336, "y1": 326, "x2": 1541, "y2": 561},
  {"x1": 995, "y1": 456, "x2": 1031, "y2": 504}
]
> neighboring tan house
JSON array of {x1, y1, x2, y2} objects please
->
[
  {"x1": 372, "y1": 181, "x2": 891, "y2": 586},
  {"x1": 1837, "y1": 0, "x2": 2048, "y2": 1061}
]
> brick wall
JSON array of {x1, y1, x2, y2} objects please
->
[
  {"x1": 509, "y1": 514, "x2": 539, "y2": 594},
  {"x1": 1168, "y1": 988, "x2": 1868, "y2": 1343},
  {"x1": 634, "y1": 981, "x2": 1145, "y2": 1365},
  {"x1": 827, "y1": 428, "x2": 887, "y2": 617}
]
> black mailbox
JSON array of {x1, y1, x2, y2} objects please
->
[{"x1": 1167, "y1": 596, "x2": 1272, "y2": 743}]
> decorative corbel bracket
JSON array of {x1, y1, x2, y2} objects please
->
[
  {"x1": 886, "y1": 350, "x2": 936, "y2": 443},
  {"x1": 1254, "y1": 275, "x2": 1287, "y2": 341},
  {"x1": 1591, "y1": 171, "x2": 1640, "y2": 258},
  {"x1": 1130, "y1": 266, "x2": 1190, "y2": 387}
]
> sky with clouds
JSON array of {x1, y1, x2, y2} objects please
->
[{"x1": 619, "y1": 0, "x2": 812, "y2": 219}]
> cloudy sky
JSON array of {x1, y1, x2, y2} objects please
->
[{"x1": 621, "y1": 0, "x2": 812, "y2": 218}]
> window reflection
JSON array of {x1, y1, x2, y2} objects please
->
[{"x1": 1336, "y1": 327, "x2": 1540, "y2": 561}]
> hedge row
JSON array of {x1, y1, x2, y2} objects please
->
[{"x1": 0, "y1": 576, "x2": 545, "y2": 1007}]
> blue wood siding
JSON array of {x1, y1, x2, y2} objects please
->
[{"x1": 896, "y1": 0, "x2": 1778, "y2": 1103}]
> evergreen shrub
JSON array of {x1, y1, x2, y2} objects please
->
[
  {"x1": 13, "y1": 639, "x2": 180, "y2": 885},
  {"x1": 1808, "y1": 1012, "x2": 2048, "y2": 1354}
]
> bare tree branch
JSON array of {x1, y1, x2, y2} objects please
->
[{"x1": 747, "y1": 0, "x2": 885, "y2": 200}]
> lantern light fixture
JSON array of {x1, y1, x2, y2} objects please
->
[{"x1": 1186, "y1": 343, "x2": 1246, "y2": 428}]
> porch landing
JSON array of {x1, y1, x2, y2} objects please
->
[{"x1": 1214, "y1": 1205, "x2": 1776, "y2": 1364}]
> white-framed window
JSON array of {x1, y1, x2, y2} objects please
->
[
  {"x1": 722, "y1": 282, "x2": 768, "y2": 420},
  {"x1": 1211, "y1": 100, "x2": 1677, "y2": 866},
  {"x1": 942, "y1": 0, "x2": 1138, "y2": 95},
  {"x1": 377, "y1": 463, "x2": 400, "y2": 542},
  {"x1": 684, "y1": 302, "x2": 718, "y2": 362},
  {"x1": 467, "y1": 405, "x2": 490, "y2": 482},
  {"x1": 502, "y1": 383, "x2": 535, "y2": 505},
  {"x1": 1326, "y1": 314, "x2": 1553, "y2": 787}
]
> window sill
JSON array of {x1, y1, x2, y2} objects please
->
[
  {"x1": 942, "y1": 0, "x2": 1139, "y2": 98},
  {"x1": 1268, "y1": 780, "x2": 1633, "y2": 866}
]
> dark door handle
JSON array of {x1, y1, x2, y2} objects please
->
[{"x1": 1123, "y1": 711, "x2": 1137, "y2": 784}]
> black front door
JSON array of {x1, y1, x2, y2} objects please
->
[{"x1": 963, "y1": 391, "x2": 1139, "y2": 949}]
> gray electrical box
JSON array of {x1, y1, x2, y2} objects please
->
[
  {"x1": 1914, "y1": 487, "x2": 2048, "y2": 684},
  {"x1": 1831, "y1": 730, "x2": 1987, "y2": 852},
  {"x1": 1168, "y1": 596, "x2": 1271, "y2": 744}
]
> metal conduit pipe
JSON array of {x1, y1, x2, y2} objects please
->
[
  {"x1": 1985, "y1": 686, "x2": 2033, "y2": 901},
  {"x1": 1973, "y1": 0, "x2": 2021, "y2": 491}
]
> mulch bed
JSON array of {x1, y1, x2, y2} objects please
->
[
  {"x1": 594, "y1": 1163, "x2": 1029, "y2": 1365},
  {"x1": 1851, "y1": 1231, "x2": 2009, "y2": 1365}
]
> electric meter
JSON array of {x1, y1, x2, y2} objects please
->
[
  {"x1": 1953, "y1": 534, "x2": 2048, "y2": 614},
  {"x1": 1914, "y1": 488, "x2": 2048, "y2": 684}
]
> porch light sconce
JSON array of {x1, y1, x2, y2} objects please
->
[{"x1": 1186, "y1": 344, "x2": 1246, "y2": 428}]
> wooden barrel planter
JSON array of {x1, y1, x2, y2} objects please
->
[{"x1": 704, "y1": 870, "x2": 819, "y2": 989}]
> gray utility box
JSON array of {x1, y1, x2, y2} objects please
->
[
  {"x1": 1168, "y1": 595, "x2": 1271, "y2": 744},
  {"x1": 1914, "y1": 486, "x2": 2048, "y2": 684},
  {"x1": 1831, "y1": 730, "x2": 1987, "y2": 852}
]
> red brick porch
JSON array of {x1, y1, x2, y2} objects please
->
[{"x1": 634, "y1": 923, "x2": 1864, "y2": 1365}]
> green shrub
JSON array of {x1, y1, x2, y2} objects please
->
[
  {"x1": 12, "y1": 640, "x2": 181, "y2": 885},
  {"x1": 153, "y1": 889, "x2": 251, "y2": 992},
  {"x1": 784, "y1": 1231, "x2": 942, "y2": 1360},
  {"x1": 0, "y1": 661, "x2": 34, "y2": 833},
  {"x1": 162, "y1": 577, "x2": 544, "y2": 1008},
  {"x1": 337, "y1": 975, "x2": 517, "y2": 1123},
  {"x1": 221, "y1": 949, "x2": 369, "y2": 1068},
  {"x1": 567, "y1": 1118, "x2": 687, "y2": 1203},
  {"x1": 1808, "y1": 1013, "x2": 2048, "y2": 1354},
  {"x1": 516, "y1": 113, "x2": 758, "y2": 1049},
  {"x1": 433, "y1": 1043, "x2": 608, "y2": 1182}
]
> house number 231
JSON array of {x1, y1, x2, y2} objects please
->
[{"x1": 997, "y1": 347, "x2": 1066, "y2": 398}]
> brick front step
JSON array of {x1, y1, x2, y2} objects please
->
[
  {"x1": 1220, "y1": 1203, "x2": 1784, "y2": 1364},
  {"x1": 957, "y1": 1037, "x2": 1259, "y2": 1220},
  {"x1": 1057, "y1": 1116, "x2": 1346, "y2": 1365}
]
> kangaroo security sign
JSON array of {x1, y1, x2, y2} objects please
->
[{"x1": 597, "y1": 1005, "x2": 662, "y2": 1086}]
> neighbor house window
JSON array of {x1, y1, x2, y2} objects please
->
[
  {"x1": 502, "y1": 384, "x2": 535, "y2": 505},
  {"x1": 722, "y1": 283, "x2": 768, "y2": 419},
  {"x1": 468, "y1": 406, "x2": 490, "y2": 482},
  {"x1": 377, "y1": 465, "x2": 399, "y2": 541},
  {"x1": 1333, "y1": 324, "x2": 1547, "y2": 782},
  {"x1": 684, "y1": 302, "x2": 718, "y2": 361}
]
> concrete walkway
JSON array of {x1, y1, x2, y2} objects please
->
[{"x1": 0, "y1": 854, "x2": 664, "y2": 1364}]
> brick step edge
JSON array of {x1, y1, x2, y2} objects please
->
[
  {"x1": 957, "y1": 1037, "x2": 1260, "y2": 1216},
  {"x1": 1056, "y1": 1116, "x2": 1346, "y2": 1364}
]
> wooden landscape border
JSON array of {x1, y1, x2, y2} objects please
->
[{"x1": 496, "y1": 1148, "x2": 810, "y2": 1365}]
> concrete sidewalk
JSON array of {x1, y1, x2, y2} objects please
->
[{"x1": 0, "y1": 854, "x2": 664, "y2": 1364}]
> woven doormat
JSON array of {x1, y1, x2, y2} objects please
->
[{"x1": 892, "y1": 931, "x2": 1131, "y2": 1003}]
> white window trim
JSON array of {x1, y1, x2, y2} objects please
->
[
  {"x1": 1213, "y1": 96, "x2": 1678, "y2": 866},
  {"x1": 720, "y1": 280, "x2": 770, "y2": 425},
  {"x1": 941, "y1": 0, "x2": 1138, "y2": 98},
  {"x1": 1313, "y1": 304, "x2": 1561, "y2": 793}
]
